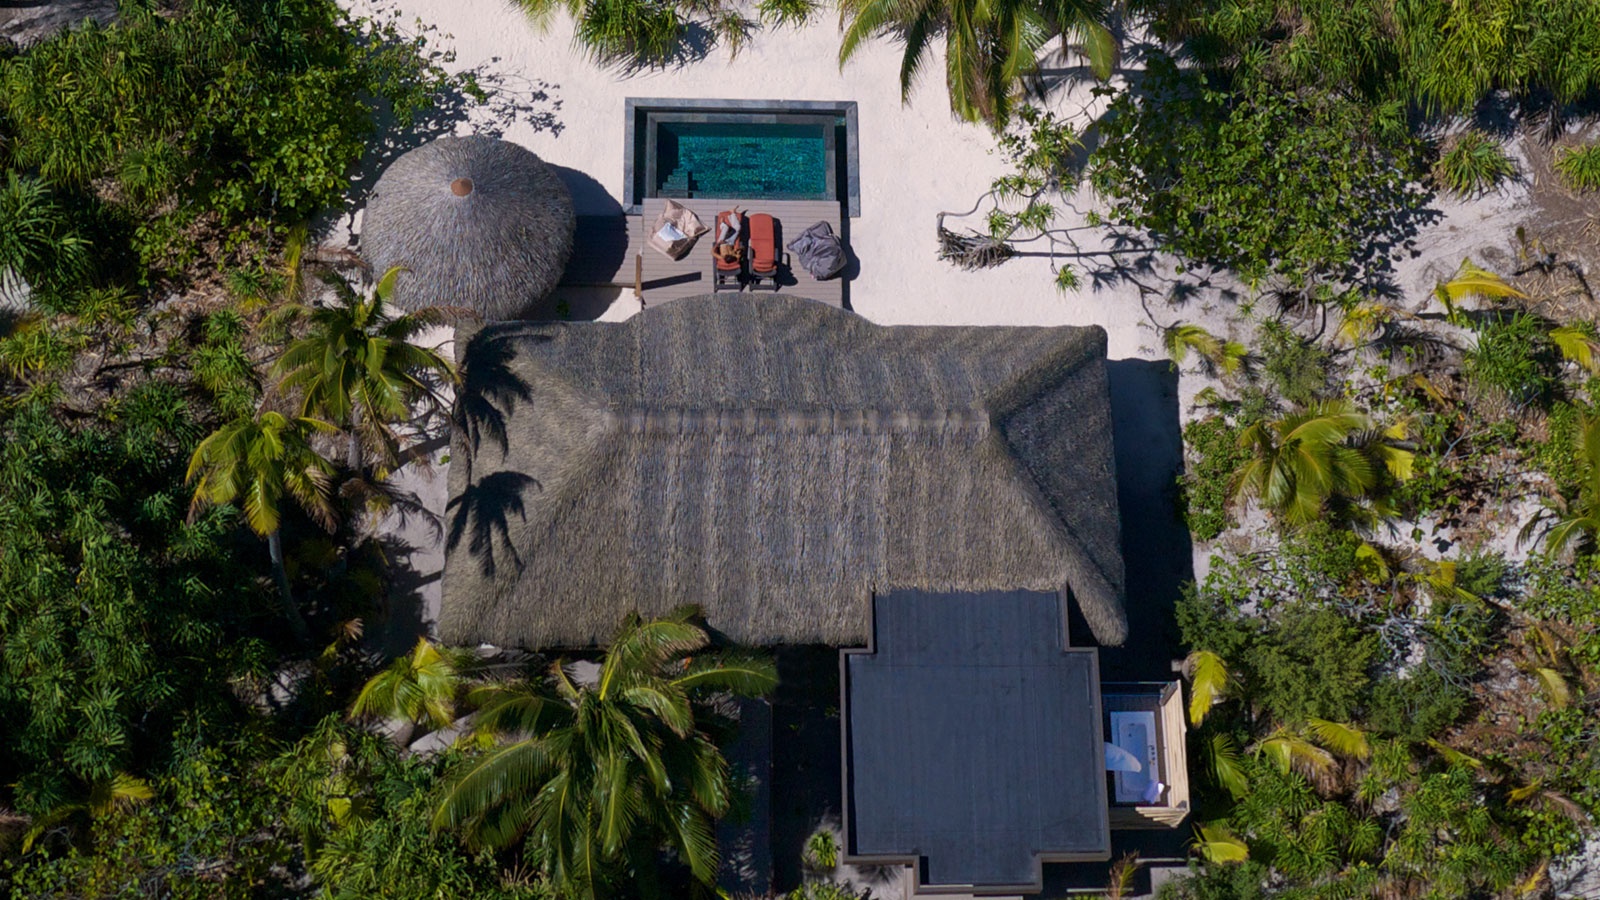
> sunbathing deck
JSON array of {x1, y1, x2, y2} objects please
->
[{"x1": 561, "y1": 198, "x2": 847, "y2": 309}]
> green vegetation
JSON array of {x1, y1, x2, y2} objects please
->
[
  {"x1": 509, "y1": 0, "x2": 819, "y2": 66},
  {"x1": 1467, "y1": 311, "x2": 1562, "y2": 406},
  {"x1": 1087, "y1": 60, "x2": 1426, "y2": 290},
  {"x1": 1433, "y1": 130, "x2": 1517, "y2": 197},
  {"x1": 1555, "y1": 144, "x2": 1600, "y2": 192},
  {"x1": 432, "y1": 607, "x2": 778, "y2": 898},
  {"x1": 272, "y1": 266, "x2": 456, "y2": 478},
  {"x1": 0, "y1": 388, "x2": 267, "y2": 815},
  {"x1": 1179, "y1": 416, "x2": 1250, "y2": 541},
  {"x1": 8, "y1": 0, "x2": 1600, "y2": 896},
  {"x1": 839, "y1": 0, "x2": 1113, "y2": 126},
  {"x1": 1, "y1": 0, "x2": 458, "y2": 271},
  {"x1": 1145, "y1": 0, "x2": 1600, "y2": 114},
  {"x1": 1231, "y1": 401, "x2": 1412, "y2": 527}
]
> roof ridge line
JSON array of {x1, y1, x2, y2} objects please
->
[{"x1": 613, "y1": 406, "x2": 993, "y2": 435}]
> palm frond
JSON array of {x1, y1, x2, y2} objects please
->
[
  {"x1": 1307, "y1": 718, "x2": 1371, "y2": 761},
  {"x1": 1185, "y1": 650, "x2": 1229, "y2": 726},
  {"x1": 1194, "y1": 821, "x2": 1250, "y2": 863}
]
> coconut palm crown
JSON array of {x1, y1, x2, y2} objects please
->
[
  {"x1": 839, "y1": 0, "x2": 1115, "y2": 126},
  {"x1": 186, "y1": 410, "x2": 338, "y2": 639},
  {"x1": 272, "y1": 265, "x2": 456, "y2": 479},
  {"x1": 1232, "y1": 400, "x2": 1413, "y2": 527},
  {"x1": 432, "y1": 606, "x2": 778, "y2": 899}
]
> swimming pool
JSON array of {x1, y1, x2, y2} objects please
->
[{"x1": 625, "y1": 100, "x2": 860, "y2": 215}]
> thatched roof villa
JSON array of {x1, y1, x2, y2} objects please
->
[{"x1": 439, "y1": 293, "x2": 1128, "y2": 649}]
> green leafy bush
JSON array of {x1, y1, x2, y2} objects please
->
[
  {"x1": 1467, "y1": 312, "x2": 1561, "y2": 406},
  {"x1": 0, "y1": 172, "x2": 91, "y2": 310},
  {"x1": 1555, "y1": 144, "x2": 1600, "y2": 192},
  {"x1": 1246, "y1": 605, "x2": 1376, "y2": 724},
  {"x1": 0, "y1": 387, "x2": 269, "y2": 813},
  {"x1": 1365, "y1": 670, "x2": 1469, "y2": 742},
  {"x1": 1256, "y1": 321, "x2": 1332, "y2": 405},
  {"x1": 1152, "y1": 0, "x2": 1600, "y2": 114},
  {"x1": 1180, "y1": 415, "x2": 1250, "y2": 540},
  {"x1": 0, "y1": 0, "x2": 466, "y2": 266},
  {"x1": 1433, "y1": 130, "x2": 1516, "y2": 196},
  {"x1": 1088, "y1": 57, "x2": 1427, "y2": 289},
  {"x1": 1533, "y1": 400, "x2": 1592, "y2": 492}
]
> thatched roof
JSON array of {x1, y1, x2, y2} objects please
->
[
  {"x1": 440, "y1": 295, "x2": 1127, "y2": 649},
  {"x1": 359, "y1": 136, "x2": 575, "y2": 320}
]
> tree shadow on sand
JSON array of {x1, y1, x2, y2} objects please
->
[{"x1": 326, "y1": 14, "x2": 565, "y2": 240}]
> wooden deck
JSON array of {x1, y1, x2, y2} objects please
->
[{"x1": 560, "y1": 197, "x2": 847, "y2": 309}]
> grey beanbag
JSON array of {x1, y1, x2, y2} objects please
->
[{"x1": 787, "y1": 221, "x2": 847, "y2": 280}]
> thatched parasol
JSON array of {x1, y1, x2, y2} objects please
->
[{"x1": 360, "y1": 136, "x2": 576, "y2": 320}]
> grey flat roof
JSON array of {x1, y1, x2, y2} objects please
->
[{"x1": 843, "y1": 590, "x2": 1110, "y2": 893}]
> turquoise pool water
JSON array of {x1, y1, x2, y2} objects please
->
[{"x1": 654, "y1": 121, "x2": 833, "y2": 200}]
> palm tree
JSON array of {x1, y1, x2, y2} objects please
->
[
  {"x1": 1521, "y1": 413, "x2": 1600, "y2": 557},
  {"x1": 21, "y1": 773, "x2": 152, "y2": 853},
  {"x1": 432, "y1": 607, "x2": 778, "y2": 899},
  {"x1": 187, "y1": 410, "x2": 338, "y2": 639},
  {"x1": 272, "y1": 266, "x2": 456, "y2": 480},
  {"x1": 839, "y1": 0, "x2": 1114, "y2": 127},
  {"x1": 1231, "y1": 400, "x2": 1412, "y2": 527},
  {"x1": 350, "y1": 637, "x2": 465, "y2": 744},
  {"x1": 1163, "y1": 323, "x2": 1247, "y2": 376}
]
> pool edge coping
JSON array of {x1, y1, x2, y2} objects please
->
[{"x1": 623, "y1": 97, "x2": 860, "y2": 218}]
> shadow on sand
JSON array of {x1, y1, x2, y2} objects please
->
[{"x1": 1071, "y1": 358, "x2": 1195, "y2": 680}]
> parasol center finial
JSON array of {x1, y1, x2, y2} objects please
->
[{"x1": 450, "y1": 177, "x2": 475, "y2": 197}]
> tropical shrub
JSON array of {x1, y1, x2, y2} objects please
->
[
  {"x1": 1087, "y1": 58, "x2": 1426, "y2": 289},
  {"x1": 0, "y1": 387, "x2": 270, "y2": 815},
  {"x1": 1466, "y1": 312, "x2": 1561, "y2": 407},
  {"x1": 1534, "y1": 401, "x2": 1592, "y2": 492},
  {"x1": 3, "y1": 733, "x2": 291, "y2": 897},
  {"x1": 1245, "y1": 606, "x2": 1376, "y2": 724},
  {"x1": 0, "y1": 172, "x2": 91, "y2": 309},
  {"x1": 1179, "y1": 415, "x2": 1250, "y2": 541},
  {"x1": 1363, "y1": 670, "x2": 1469, "y2": 744},
  {"x1": 273, "y1": 719, "x2": 552, "y2": 899},
  {"x1": 1433, "y1": 130, "x2": 1516, "y2": 196},
  {"x1": 1555, "y1": 144, "x2": 1600, "y2": 192},
  {"x1": 1144, "y1": 0, "x2": 1600, "y2": 114},
  {"x1": 0, "y1": 0, "x2": 466, "y2": 267},
  {"x1": 1521, "y1": 412, "x2": 1600, "y2": 556},
  {"x1": 1254, "y1": 321, "x2": 1331, "y2": 407}
]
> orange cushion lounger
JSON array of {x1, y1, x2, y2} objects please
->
[{"x1": 748, "y1": 213, "x2": 780, "y2": 291}]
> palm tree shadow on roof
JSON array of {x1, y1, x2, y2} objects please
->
[
  {"x1": 452, "y1": 329, "x2": 543, "y2": 472},
  {"x1": 445, "y1": 470, "x2": 541, "y2": 581}
]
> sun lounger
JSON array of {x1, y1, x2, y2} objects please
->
[
  {"x1": 711, "y1": 209, "x2": 745, "y2": 292},
  {"x1": 747, "y1": 213, "x2": 783, "y2": 292}
]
